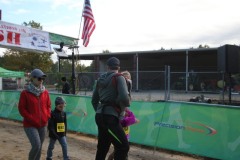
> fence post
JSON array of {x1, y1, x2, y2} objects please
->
[
  {"x1": 164, "y1": 65, "x2": 170, "y2": 101},
  {"x1": 167, "y1": 66, "x2": 170, "y2": 100}
]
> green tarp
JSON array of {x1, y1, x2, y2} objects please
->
[{"x1": 0, "y1": 67, "x2": 24, "y2": 78}]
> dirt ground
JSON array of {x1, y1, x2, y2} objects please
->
[{"x1": 0, "y1": 118, "x2": 213, "y2": 160}]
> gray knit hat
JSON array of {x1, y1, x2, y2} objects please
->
[
  {"x1": 107, "y1": 57, "x2": 120, "y2": 67},
  {"x1": 55, "y1": 97, "x2": 66, "y2": 106}
]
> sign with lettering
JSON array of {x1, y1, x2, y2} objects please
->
[{"x1": 0, "y1": 21, "x2": 51, "y2": 53}]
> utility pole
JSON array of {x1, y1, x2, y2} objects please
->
[{"x1": 69, "y1": 46, "x2": 79, "y2": 95}]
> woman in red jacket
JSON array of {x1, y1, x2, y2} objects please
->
[{"x1": 18, "y1": 68, "x2": 51, "y2": 160}]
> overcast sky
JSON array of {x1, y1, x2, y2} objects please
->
[{"x1": 1, "y1": 0, "x2": 240, "y2": 62}]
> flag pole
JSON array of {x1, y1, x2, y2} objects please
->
[
  {"x1": 74, "y1": 0, "x2": 85, "y2": 95},
  {"x1": 77, "y1": 0, "x2": 86, "y2": 40}
]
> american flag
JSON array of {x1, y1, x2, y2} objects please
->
[{"x1": 81, "y1": 0, "x2": 96, "y2": 47}]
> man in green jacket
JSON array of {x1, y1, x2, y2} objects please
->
[{"x1": 92, "y1": 57, "x2": 130, "y2": 160}]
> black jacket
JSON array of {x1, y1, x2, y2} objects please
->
[
  {"x1": 48, "y1": 108, "x2": 67, "y2": 139},
  {"x1": 62, "y1": 81, "x2": 70, "y2": 94}
]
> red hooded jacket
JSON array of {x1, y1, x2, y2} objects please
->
[{"x1": 18, "y1": 90, "x2": 51, "y2": 128}]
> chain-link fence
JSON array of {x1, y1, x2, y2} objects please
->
[{"x1": 42, "y1": 71, "x2": 240, "y2": 104}]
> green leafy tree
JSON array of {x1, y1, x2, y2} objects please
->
[
  {"x1": 198, "y1": 44, "x2": 210, "y2": 48},
  {"x1": 51, "y1": 62, "x2": 59, "y2": 73},
  {"x1": 2, "y1": 49, "x2": 53, "y2": 72},
  {"x1": 102, "y1": 50, "x2": 110, "y2": 53},
  {"x1": 22, "y1": 20, "x2": 43, "y2": 30},
  {"x1": 1, "y1": 20, "x2": 53, "y2": 72},
  {"x1": 52, "y1": 59, "x2": 92, "y2": 74},
  {"x1": 59, "y1": 59, "x2": 73, "y2": 73},
  {"x1": 0, "y1": 56, "x2": 3, "y2": 67},
  {"x1": 76, "y1": 62, "x2": 91, "y2": 72}
]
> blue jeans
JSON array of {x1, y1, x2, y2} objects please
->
[
  {"x1": 24, "y1": 127, "x2": 46, "y2": 160},
  {"x1": 46, "y1": 136, "x2": 69, "y2": 160}
]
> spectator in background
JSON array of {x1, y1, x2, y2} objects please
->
[{"x1": 61, "y1": 77, "x2": 70, "y2": 94}]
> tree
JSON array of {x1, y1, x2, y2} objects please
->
[
  {"x1": 22, "y1": 20, "x2": 43, "y2": 30},
  {"x1": 76, "y1": 63, "x2": 91, "y2": 72},
  {"x1": 0, "y1": 56, "x2": 3, "y2": 67},
  {"x1": 102, "y1": 50, "x2": 110, "y2": 53},
  {"x1": 2, "y1": 49, "x2": 53, "y2": 72},
  {"x1": 1, "y1": 20, "x2": 53, "y2": 72},
  {"x1": 58, "y1": 59, "x2": 73, "y2": 73},
  {"x1": 198, "y1": 44, "x2": 210, "y2": 48}
]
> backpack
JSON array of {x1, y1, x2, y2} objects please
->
[
  {"x1": 112, "y1": 73, "x2": 131, "y2": 96},
  {"x1": 96, "y1": 73, "x2": 129, "y2": 113},
  {"x1": 96, "y1": 73, "x2": 127, "y2": 91}
]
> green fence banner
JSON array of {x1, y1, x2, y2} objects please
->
[{"x1": 0, "y1": 90, "x2": 240, "y2": 160}]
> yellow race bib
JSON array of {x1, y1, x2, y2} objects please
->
[
  {"x1": 57, "y1": 123, "x2": 65, "y2": 132},
  {"x1": 123, "y1": 126, "x2": 130, "y2": 135}
]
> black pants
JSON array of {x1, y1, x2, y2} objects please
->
[{"x1": 95, "y1": 113, "x2": 129, "y2": 160}]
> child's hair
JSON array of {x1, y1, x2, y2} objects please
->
[
  {"x1": 121, "y1": 70, "x2": 131, "y2": 80},
  {"x1": 121, "y1": 70, "x2": 132, "y2": 98}
]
